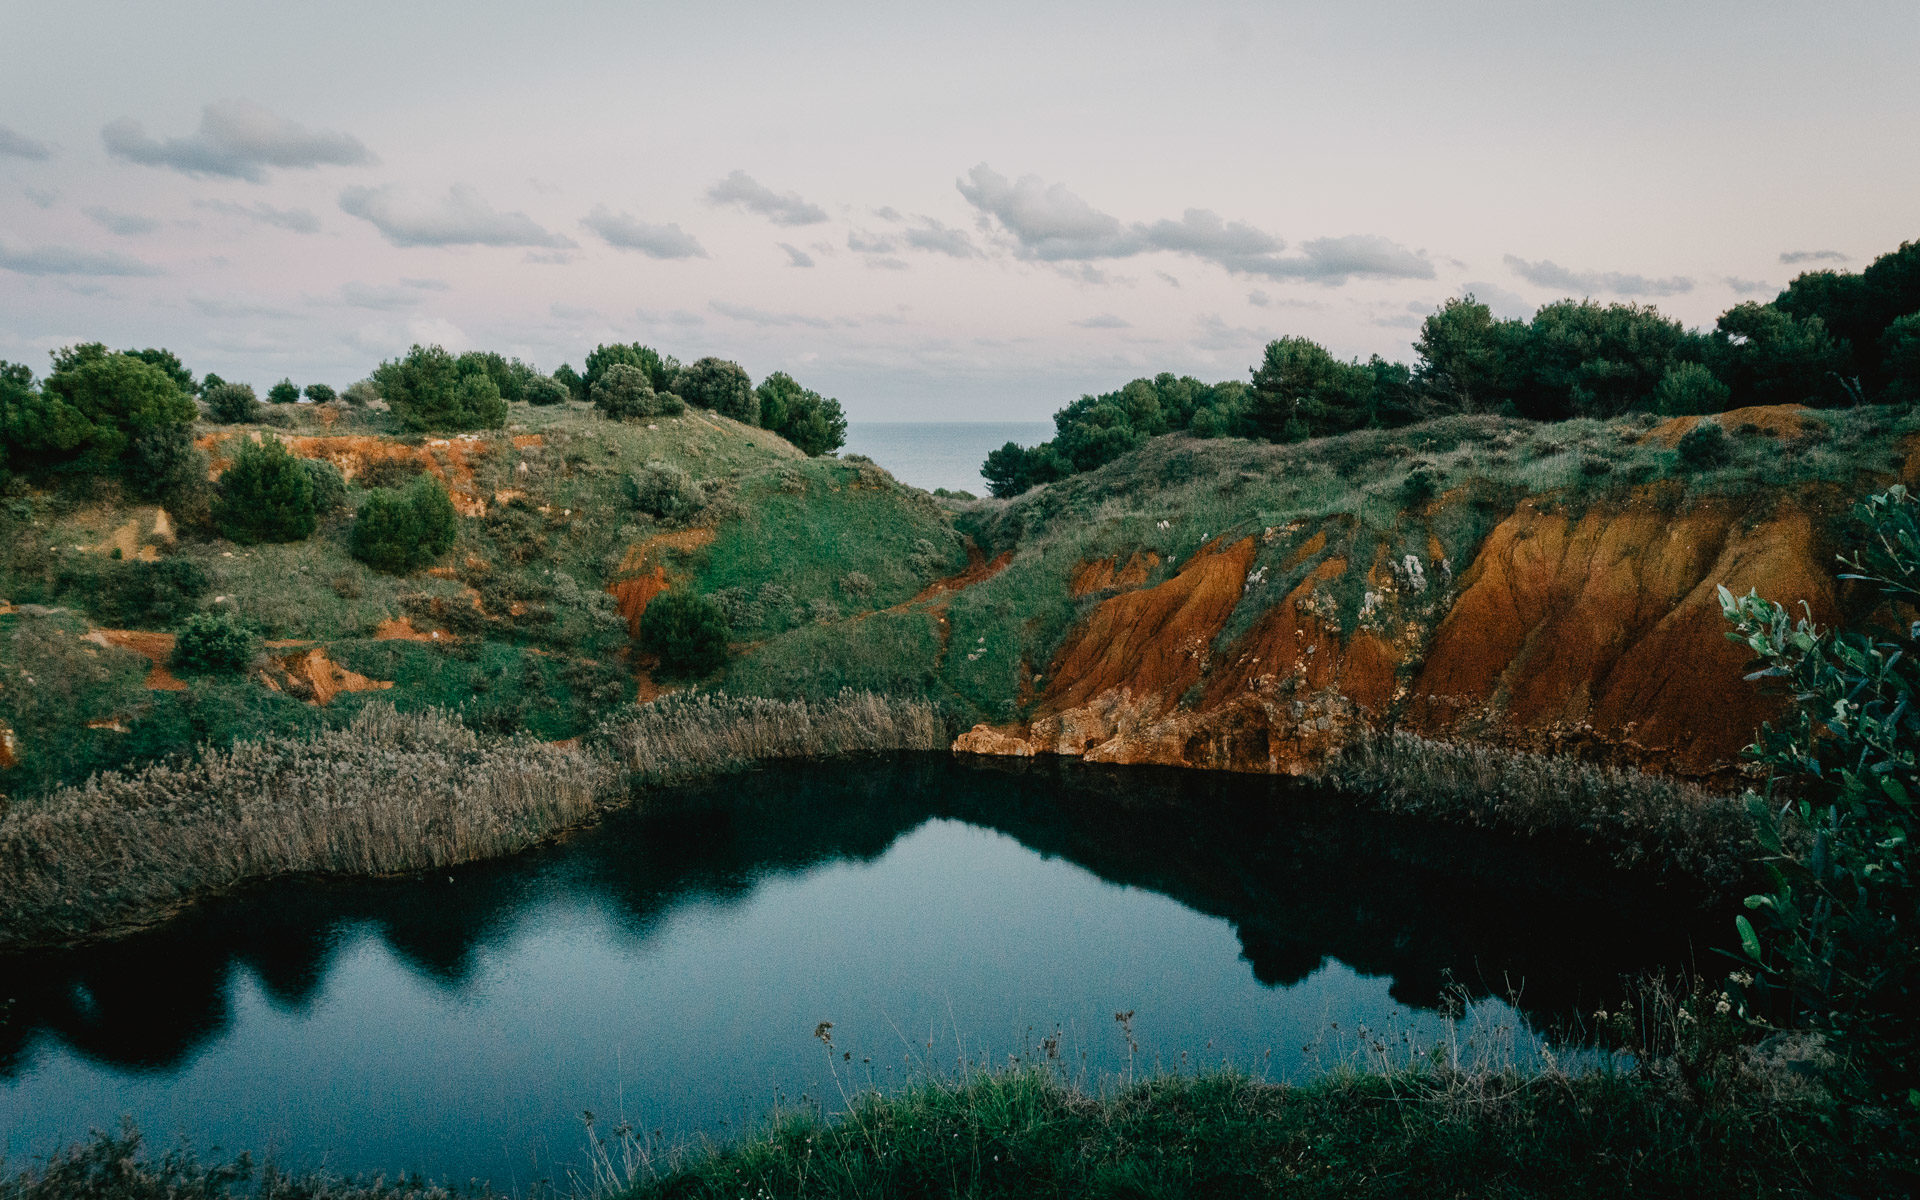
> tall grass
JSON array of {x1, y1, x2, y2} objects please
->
[
  {"x1": 0, "y1": 703, "x2": 615, "y2": 950},
  {"x1": 595, "y1": 690, "x2": 947, "y2": 784},
  {"x1": 1324, "y1": 731, "x2": 1754, "y2": 895}
]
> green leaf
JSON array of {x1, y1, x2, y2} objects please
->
[{"x1": 1735, "y1": 915, "x2": 1763, "y2": 962}]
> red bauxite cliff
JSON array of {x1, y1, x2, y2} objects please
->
[{"x1": 957, "y1": 411, "x2": 1900, "y2": 782}]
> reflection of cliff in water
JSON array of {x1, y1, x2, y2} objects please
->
[{"x1": 0, "y1": 754, "x2": 1722, "y2": 1077}]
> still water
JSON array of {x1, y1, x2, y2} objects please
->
[
  {"x1": 0, "y1": 757, "x2": 1715, "y2": 1188},
  {"x1": 839, "y1": 422, "x2": 1053, "y2": 495}
]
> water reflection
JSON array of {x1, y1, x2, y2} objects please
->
[{"x1": 0, "y1": 755, "x2": 1719, "y2": 1083}]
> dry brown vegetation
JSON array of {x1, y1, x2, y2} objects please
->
[{"x1": 597, "y1": 689, "x2": 947, "y2": 784}]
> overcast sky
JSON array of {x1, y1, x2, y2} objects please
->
[{"x1": 2, "y1": 0, "x2": 1915, "y2": 420}]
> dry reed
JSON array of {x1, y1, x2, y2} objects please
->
[{"x1": 595, "y1": 689, "x2": 946, "y2": 783}]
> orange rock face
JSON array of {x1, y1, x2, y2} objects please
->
[{"x1": 955, "y1": 486, "x2": 1846, "y2": 784}]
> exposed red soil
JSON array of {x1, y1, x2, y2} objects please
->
[
  {"x1": 913, "y1": 537, "x2": 1014, "y2": 604},
  {"x1": 88, "y1": 629, "x2": 187, "y2": 691},
  {"x1": 198, "y1": 431, "x2": 498, "y2": 516},
  {"x1": 373, "y1": 616, "x2": 446, "y2": 642},
  {"x1": 606, "y1": 528, "x2": 717, "y2": 636},
  {"x1": 1068, "y1": 550, "x2": 1161, "y2": 598},
  {"x1": 1643, "y1": 404, "x2": 1812, "y2": 447},
  {"x1": 263, "y1": 647, "x2": 394, "y2": 705}
]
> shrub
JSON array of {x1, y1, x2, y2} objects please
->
[
  {"x1": 1676, "y1": 419, "x2": 1733, "y2": 469},
  {"x1": 124, "y1": 423, "x2": 207, "y2": 502},
  {"x1": 639, "y1": 592, "x2": 730, "y2": 676},
  {"x1": 340, "y1": 380, "x2": 379, "y2": 408},
  {"x1": 523, "y1": 374, "x2": 569, "y2": 406},
  {"x1": 756, "y1": 371, "x2": 848, "y2": 455},
  {"x1": 630, "y1": 460, "x2": 702, "y2": 521},
  {"x1": 349, "y1": 474, "x2": 458, "y2": 574},
  {"x1": 57, "y1": 556, "x2": 210, "y2": 626},
  {"x1": 212, "y1": 437, "x2": 316, "y2": 544},
  {"x1": 584, "y1": 342, "x2": 677, "y2": 395},
  {"x1": 1883, "y1": 311, "x2": 1920, "y2": 405},
  {"x1": 302, "y1": 457, "x2": 347, "y2": 513},
  {"x1": 1721, "y1": 484, "x2": 1920, "y2": 1115},
  {"x1": 11, "y1": 345, "x2": 197, "y2": 477},
  {"x1": 552, "y1": 362, "x2": 586, "y2": 402},
  {"x1": 1652, "y1": 362, "x2": 1732, "y2": 416},
  {"x1": 203, "y1": 382, "x2": 260, "y2": 424},
  {"x1": 302, "y1": 382, "x2": 336, "y2": 405},
  {"x1": 672, "y1": 357, "x2": 757, "y2": 421},
  {"x1": 592, "y1": 363, "x2": 683, "y2": 421},
  {"x1": 372, "y1": 344, "x2": 507, "y2": 432},
  {"x1": 172, "y1": 612, "x2": 258, "y2": 674},
  {"x1": 267, "y1": 378, "x2": 300, "y2": 405}
]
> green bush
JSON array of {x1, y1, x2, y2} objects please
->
[
  {"x1": 640, "y1": 591, "x2": 730, "y2": 676},
  {"x1": 672, "y1": 357, "x2": 757, "y2": 422},
  {"x1": 302, "y1": 457, "x2": 347, "y2": 514},
  {"x1": 592, "y1": 363, "x2": 683, "y2": 421},
  {"x1": 56, "y1": 556, "x2": 210, "y2": 627},
  {"x1": 349, "y1": 474, "x2": 458, "y2": 574},
  {"x1": 124, "y1": 423, "x2": 207, "y2": 502},
  {"x1": 340, "y1": 380, "x2": 378, "y2": 408},
  {"x1": 1676, "y1": 420, "x2": 1733, "y2": 469},
  {"x1": 1883, "y1": 311, "x2": 1920, "y2": 405},
  {"x1": 522, "y1": 374, "x2": 569, "y2": 406},
  {"x1": 212, "y1": 438, "x2": 316, "y2": 544},
  {"x1": 371, "y1": 344, "x2": 507, "y2": 432},
  {"x1": 630, "y1": 459, "x2": 702, "y2": 521},
  {"x1": 1721, "y1": 484, "x2": 1920, "y2": 1117},
  {"x1": 172, "y1": 612, "x2": 259, "y2": 674},
  {"x1": 584, "y1": 342, "x2": 678, "y2": 394},
  {"x1": 203, "y1": 382, "x2": 260, "y2": 424},
  {"x1": 1652, "y1": 361, "x2": 1732, "y2": 415},
  {"x1": 756, "y1": 371, "x2": 847, "y2": 455},
  {"x1": 267, "y1": 378, "x2": 300, "y2": 405},
  {"x1": 4, "y1": 345, "x2": 197, "y2": 478},
  {"x1": 302, "y1": 382, "x2": 336, "y2": 405}
]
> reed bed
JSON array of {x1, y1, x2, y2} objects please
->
[
  {"x1": 595, "y1": 689, "x2": 946, "y2": 784},
  {"x1": 1323, "y1": 731, "x2": 1754, "y2": 895}
]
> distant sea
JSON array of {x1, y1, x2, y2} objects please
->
[{"x1": 840, "y1": 422, "x2": 1054, "y2": 496}]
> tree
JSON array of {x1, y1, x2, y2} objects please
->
[
  {"x1": 673, "y1": 357, "x2": 757, "y2": 422},
  {"x1": 341, "y1": 380, "x2": 379, "y2": 408},
  {"x1": 125, "y1": 423, "x2": 207, "y2": 502},
  {"x1": 455, "y1": 350, "x2": 535, "y2": 404},
  {"x1": 213, "y1": 437, "x2": 317, "y2": 544},
  {"x1": 552, "y1": 363, "x2": 586, "y2": 402},
  {"x1": 303, "y1": 382, "x2": 337, "y2": 405},
  {"x1": 1709, "y1": 302, "x2": 1849, "y2": 408},
  {"x1": 1651, "y1": 361, "x2": 1732, "y2": 416},
  {"x1": 640, "y1": 592, "x2": 730, "y2": 677},
  {"x1": 203, "y1": 382, "x2": 259, "y2": 424},
  {"x1": 629, "y1": 460, "x2": 702, "y2": 521},
  {"x1": 21, "y1": 344, "x2": 198, "y2": 476},
  {"x1": 1721, "y1": 485, "x2": 1920, "y2": 1114},
  {"x1": 267, "y1": 377, "x2": 301, "y2": 405},
  {"x1": 523, "y1": 374, "x2": 569, "y2": 406},
  {"x1": 592, "y1": 363, "x2": 683, "y2": 421},
  {"x1": 755, "y1": 372, "x2": 846, "y2": 454},
  {"x1": 372, "y1": 344, "x2": 507, "y2": 432},
  {"x1": 124, "y1": 347, "x2": 197, "y2": 396},
  {"x1": 1514, "y1": 300, "x2": 1700, "y2": 421},
  {"x1": 1880, "y1": 312, "x2": 1920, "y2": 405},
  {"x1": 172, "y1": 612, "x2": 259, "y2": 674},
  {"x1": 982, "y1": 441, "x2": 1069, "y2": 498},
  {"x1": 1413, "y1": 296, "x2": 1527, "y2": 414},
  {"x1": 349, "y1": 474, "x2": 458, "y2": 574},
  {"x1": 1247, "y1": 336, "x2": 1376, "y2": 441},
  {"x1": 1777, "y1": 241, "x2": 1920, "y2": 392},
  {"x1": 585, "y1": 343, "x2": 678, "y2": 395}
]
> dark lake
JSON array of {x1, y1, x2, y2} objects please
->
[{"x1": 0, "y1": 756, "x2": 1721, "y2": 1189}]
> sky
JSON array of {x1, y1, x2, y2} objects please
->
[{"x1": 1, "y1": 0, "x2": 1916, "y2": 421}]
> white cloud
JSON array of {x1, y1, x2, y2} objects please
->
[
  {"x1": 83, "y1": 207, "x2": 161, "y2": 235},
  {"x1": 0, "y1": 241, "x2": 162, "y2": 276},
  {"x1": 339, "y1": 184, "x2": 573, "y2": 248},
  {"x1": 902, "y1": 217, "x2": 980, "y2": 258},
  {"x1": 706, "y1": 170, "x2": 828, "y2": 225},
  {"x1": 1248, "y1": 289, "x2": 1270, "y2": 307},
  {"x1": 1457, "y1": 280, "x2": 1533, "y2": 321},
  {"x1": 711, "y1": 300, "x2": 856, "y2": 328},
  {"x1": 192, "y1": 197, "x2": 322, "y2": 233},
  {"x1": 1779, "y1": 249, "x2": 1848, "y2": 264},
  {"x1": 779, "y1": 242, "x2": 815, "y2": 267},
  {"x1": 1724, "y1": 276, "x2": 1773, "y2": 295},
  {"x1": 581, "y1": 205, "x2": 706, "y2": 258},
  {"x1": 103, "y1": 100, "x2": 372, "y2": 182},
  {"x1": 191, "y1": 294, "x2": 298, "y2": 319},
  {"x1": 0, "y1": 125, "x2": 55, "y2": 160},
  {"x1": 1503, "y1": 254, "x2": 1692, "y2": 297},
  {"x1": 1073, "y1": 313, "x2": 1131, "y2": 329}
]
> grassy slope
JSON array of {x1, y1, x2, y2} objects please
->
[
  {"x1": 722, "y1": 404, "x2": 1919, "y2": 723},
  {"x1": 0, "y1": 402, "x2": 965, "y2": 797}
]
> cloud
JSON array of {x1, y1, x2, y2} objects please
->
[
  {"x1": 523, "y1": 248, "x2": 575, "y2": 264},
  {"x1": 549, "y1": 302, "x2": 602, "y2": 322},
  {"x1": 957, "y1": 164, "x2": 1431, "y2": 283},
  {"x1": 401, "y1": 276, "x2": 449, "y2": 291},
  {"x1": 102, "y1": 100, "x2": 371, "y2": 182},
  {"x1": 866, "y1": 256, "x2": 910, "y2": 271},
  {"x1": 872, "y1": 206, "x2": 904, "y2": 222},
  {"x1": 0, "y1": 241, "x2": 162, "y2": 277},
  {"x1": 778, "y1": 242, "x2": 815, "y2": 268},
  {"x1": 1073, "y1": 313, "x2": 1131, "y2": 329},
  {"x1": 1724, "y1": 276, "x2": 1773, "y2": 295},
  {"x1": 339, "y1": 184, "x2": 573, "y2": 248},
  {"x1": 636, "y1": 307, "x2": 705, "y2": 327},
  {"x1": 581, "y1": 204, "x2": 706, "y2": 258},
  {"x1": 1157, "y1": 271, "x2": 1181, "y2": 288},
  {"x1": 23, "y1": 186, "x2": 58, "y2": 209},
  {"x1": 848, "y1": 230, "x2": 897, "y2": 254},
  {"x1": 0, "y1": 125, "x2": 55, "y2": 160},
  {"x1": 710, "y1": 300, "x2": 855, "y2": 328},
  {"x1": 83, "y1": 207, "x2": 160, "y2": 235},
  {"x1": 903, "y1": 217, "x2": 980, "y2": 259},
  {"x1": 1503, "y1": 254, "x2": 1693, "y2": 297},
  {"x1": 338, "y1": 281, "x2": 426, "y2": 310},
  {"x1": 1458, "y1": 280, "x2": 1533, "y2": 320},
  {"x1": 1191, "y1": 312, "x2": 1265, "y2": 352},
  {"x1": 1248, "y1": 289, "x2": 1270, "y2": 307},
  {"x1": 706, "y1": 170, "x2": 828, "y2": 225},
  {"x1": 1780, "y1": 249, "x2": 1848, "y2": 265},
  {"x1": 191, "y1": 294, "x2": 297, "y2": 319},
  {"x1": 192, "y1": 197, "x2": 322, "y2": 233}
]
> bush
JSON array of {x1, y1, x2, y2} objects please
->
[
  {"x1": 172, "y1": 612, "x2": 258, "y2": 674},
  {"x1": 340, "y1": 380, "x2": 379, "y2": 408},
  {"x1": 9, "y1": 345, "x2": 197, "y2": 478},
  {"x1": 639, "y1": 592, "x2": 730, "y2": 676},
  {"x1": 267, "y1": 378, "x2": 300, "y2": 405},
  {"x1": 1676, "y1": 420, "x2": 1733, "y2": 469},
  {"x1": 672, "y1": 357, "x2": 757, "y2": 421},
  {"x1": 57, "y1": 556, "x2": 210, "y2": 626},
  {"x1": 630, "y1": 460, "x2": 702, "y2": 522},
  {"x1": 212, "y1": 437, "x2": 316, "y2": 544},
  {"x1": 371, "y1": 344, "x2": 507, "y2": 432},
  {"x1": 303, "y1": 382, "x2": 336, "y2": 405},
  {"x1": 1652, "y1": 361, "x2": 1732, "y2": 416},
  {"x1": 349, "y1": 474, "x2": 458, "y2": 574},
  {"x1": 203, "y1": 382, "x2": 260, "y2": 424},
  {"x1": 756, "y1": 371, "x2": 848, "y2": 455},
  {"x1": 1883, "y1": 311, "x2": 1920, "y2": 405},
  {"x1": 584, "y1": 342, "x2": 677, "y2": 395},
  {"x1": 592, "y1": 363, "x2": 683, "y2": 421},
  {"x1": 124, "y1": 423, "x2": 207, "y2": 502},
  {"x1": 302, "y1": 458, "x2": 347, "y2": 514},
  {"x1": 523, "y1": 374, "x2": 569, "y2": 406}
]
